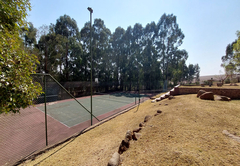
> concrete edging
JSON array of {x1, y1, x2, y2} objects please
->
[{"x1": 151, "y1": 85, "x2": 180, "y2": 103}]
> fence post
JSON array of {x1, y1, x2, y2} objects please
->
[
  {"x1": 138, "y1": 89, "x2": 140, "y2": 104},
  {"x1": 44, "y1": 75, "x2": 48, "y2": 146}
]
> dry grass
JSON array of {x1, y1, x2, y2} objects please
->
[{"x1": 21, "y1": 94, "x2": 240, "y2": 166}]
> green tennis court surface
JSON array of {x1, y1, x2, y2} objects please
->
[{"x1": 37, "y1": 93, "x2": 148, "y2": 127}]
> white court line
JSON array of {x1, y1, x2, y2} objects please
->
[{"x1": 35, "y1": 106, "x2": 70, "y2": 128}]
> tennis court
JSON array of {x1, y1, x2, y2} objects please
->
[
  {"x1": 0, "y1": 91, "x2": 152, "y2": 165},
  {"x1": 37, "y1": 92, "x2": 149, "y2": 127}
]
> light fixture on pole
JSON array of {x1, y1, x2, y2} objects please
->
[{"x1": 87, "y1": 7, "x2": 93, "y2": 125}]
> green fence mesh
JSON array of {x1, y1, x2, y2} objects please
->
[{"x1": 0, "y1": 73, "x2": 161, "y2": 165}]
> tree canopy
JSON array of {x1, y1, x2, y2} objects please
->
[
  {"x1": 233, "y1": 31, "x2": 240, "y2": 71},
  {"x1": 30, "y1": 13, "x2": 200, "y2": 91},
  {"x1": 221, "y1": 30, "x2": 240, "y2": 78},
  {"x1": 1, "y1": 3, "x2": 201, "y2": 113},
  {"x1": 0, "y1": 0, "x2": 42, "y2": 113}
]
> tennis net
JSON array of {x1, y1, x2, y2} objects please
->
[{"x1": 93, "y1": 92, "x2": 148, "y2": 104}]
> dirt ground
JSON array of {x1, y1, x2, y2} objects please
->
[{"x1": 20, "y1": 93, "x2": 240, "y2": 166}]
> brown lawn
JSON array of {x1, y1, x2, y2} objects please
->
[{"x1": 20, "y1": 93, "x2": 240, "y2": 166}]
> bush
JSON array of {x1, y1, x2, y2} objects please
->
[
  {"x1": 204, "y1": 81, "x2": 209, "y2": 85},
  {"x1": 0, "y1": 0, "x2": 42, "y2": 113},
  {"x1": 225, "y1": 78, "x2": 231, "y2": 84}
]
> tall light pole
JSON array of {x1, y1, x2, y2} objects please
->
[{"x1": 87, "y1": 7, "x2": 93, "y2": 125}]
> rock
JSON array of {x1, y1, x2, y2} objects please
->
[
  {"x1": 139, "y1": 122, "x2": 145, "y2": 127},
  {"x1": 230, "y1": 83, "x2": 238, "y2": 86},
  {"x1": 199, "y1": 92, "x2": 214, "y2": 100},
  {"x1": 217, "y1": 83, "x2": 222, "y2": 87},
  {"x1": 154, "y1": 113, "x2": 160, "y2": 116},
  {"x1": 168, "y1": 95, "x2": 174, "y2": 100},
  {"x1": 118, "y1": 140, "x2": 130, "y2": 154},
  {"x1": 144, "y1": 115, "x2": 152, "y2": 122},
  {"x1": 170, "y1": 89, "x2": 175, "y2": 96},
  {"x1": 133, "y1": 128, "x2": 142, "y2": 133},
  {"x1": 220, "y1": 96, "x2": 231, "y2": 101},
  {"x1": 132, "y1": 132, "x2": 142, "y2": 140},
  {"x1": 165, "y1": 104, "x2": 168, "y2": 106},
  {"x1": 165, "y1": 94, "x2": 170, "y2": 98},
  {"x1": 151, "y1": 100, "x2": 156, "y2": 103},
  {"x1": 150, "y1": 97, "x2": 156, "y2": 100},
  {"x1": 197, "y1": 90, "x2": 206, "y2": 97},
  {"x1": 222, "y1": 130, "x2": 240, "y2": 143},
  {"x1": 160, "y1": 96, "x2": 165, "y2": 100},
  {"x1": 157, "y1": 110, "x2": 162, "y2": 113},
  {"x1": 156, "y1": 98, "x2": 161, "y2": 102},
  {"x1": 125, "y1": 130, "x2": 132, "y2": 142},
  {"x1": 108, "y1": 152, "x2": 120, "y2": 166}
]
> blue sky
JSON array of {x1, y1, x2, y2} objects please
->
[{"x1": 27, "y1": 0, "x2": 240, "y2": 76}]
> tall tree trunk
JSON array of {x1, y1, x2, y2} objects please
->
[
  {"x1": 66, "y1": 42, "x2": 69, "y2": 81},
  {"x1": 116, "y1": 54, "x2": 119, "y2": 91},
  {"x1": 44, "y1": 44, "x2": 48, "y2": 73}
]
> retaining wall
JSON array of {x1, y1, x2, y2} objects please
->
[{"x1": 171, "y1": 87, "x2": 240, "y2": 99}]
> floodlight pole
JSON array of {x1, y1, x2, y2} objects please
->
[
  {"x1": 88, "y1": 7, "x2": 93, "y2": 125},
  {"x1": 44, "y1": 75, "x2": 48, "y2": 146}
]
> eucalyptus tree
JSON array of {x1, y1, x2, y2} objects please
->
[
  {"x1": 141, "y1": 22, "x2": 160, "y2": 89},
  {"x1": 21, "y1": 22, "x2": 37, "y2": 48},
  {"x1": 172, "y1": 59, "x2": 188, "y2": 84},
  {"x1": 221, "y1": 32, "x2": 239, "y2": 80},
  {"x1": 68, "y1": 35, "x2": 83, "y2": 81},
  {"x1": 155, "y1": 14, "x2": 185, "y2": 81},
  {"x1": 33, "y1": 12, "x2": 198, "y2": 91},
  {"x1": 37, "y1": 24, "x2": 66, "y2": 79},
  {"x1": 92, "y1": 19, "x2": 112, "y2": 89},
  {"x1": 221, "y1": 40, "x2": 237, "y2": 76},
  {"x1": 168, "y1": 49, "x2": 188, "y2": 83},
  {"x1": 80, "y1": 22, "x2": 91, "y2": 81},
  {"x1": 221, "y1": 41, "x2": 236, "y2": 63},
  {"x1": 232, "y1": 31, "x2": 240, "y2": 73},
  {"x1": 122, "y1": 26, "x2": 135, "y2": 90},
  {"x1": 37, "y1": 25, "x2": 52, "y2": 74},
  {"x1": 111, "y1": 27, "x2": 125, "y2": 90},
  {"x1": 131, "y1": 23, "x2": 144, "y2": 90},
  {"x1": 55, "y1": 15, "x2": 80, "y2": 81},
  {"x1": 187, "y1": 64, "x2": 196, "y2": 83},
  {"x1": 194, "y1": 64, "x2": 200, "y2": 83},
  {"x1": 21, "y1": 22, "x2": 40, "y2": 74}
]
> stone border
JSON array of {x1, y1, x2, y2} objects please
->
[
  {"x1": 173, "y1": 86, "x2": 240, "y2": 99},
  {"x1": 108, "y1": 110, "x2": 163, "y2": 166},
  {"x1": 151, "y1": 85, "x2": 180, "y2": 103}
]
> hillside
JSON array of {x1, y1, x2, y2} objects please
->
[{"x1": 21, "y1": 94, "x2": 240, "y2": 166}]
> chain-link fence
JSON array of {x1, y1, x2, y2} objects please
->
[
  {"x1": 0, "y1": 74, "x2": 161, "y2": 166},
  {"x1": 0, "y1": 74, "x2": 99, "y2": 166}
]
